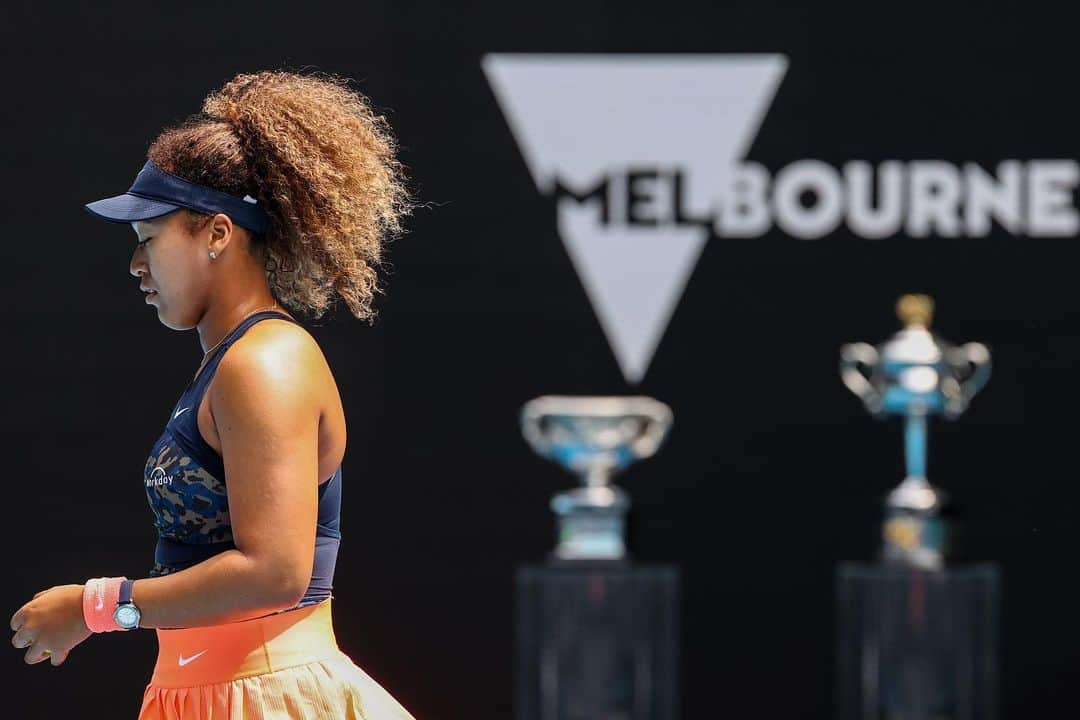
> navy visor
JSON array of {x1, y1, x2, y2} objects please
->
[{"x1": 85, "y1": 160, "x2": 270, "y2": 235}]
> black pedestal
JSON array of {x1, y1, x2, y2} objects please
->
[
  {"x1": 515, "y1": 561, "x2": 680, "y2": 720},
  {"x1": 836, "y1": 563, "x2": 1001, "y2": 720}
]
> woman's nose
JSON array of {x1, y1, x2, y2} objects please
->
[{"x1": 130, "y1": 246, "x2": 147, "y2": 277}]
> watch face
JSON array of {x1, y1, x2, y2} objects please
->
[{"x1": 114, "y1": 604, "x2": 140, "y2": 629}]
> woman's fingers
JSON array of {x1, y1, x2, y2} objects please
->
[
  {"x1": 48, "y1": 649, "x2": 68, "y2": 666},
  {"x1": 11, "y1": 627, "x2": 34, "y2": 649},
  {"x1": 9, "y1": 605, "x2": 27, "y2": 632},
  {"x1": 23, "y1": 643, "x2": 52, "y2": 665}
]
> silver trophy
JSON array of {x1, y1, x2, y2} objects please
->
[
  {"x1": 520, "y1": 395, "x2": 673, "y2": 560},
  {"x1": 840, "y1": 294, "x2": 991, "y2": 569}
]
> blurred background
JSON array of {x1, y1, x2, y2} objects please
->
[{"x1": 2, "y1": 1, "x2": 1075, "y2": 717}]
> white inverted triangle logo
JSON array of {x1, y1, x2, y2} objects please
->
[{"x1": 483, "y1": 54, "x2": 787, "y2": 383}]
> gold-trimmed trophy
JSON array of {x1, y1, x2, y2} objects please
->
[
  {"x1": 840, "y1": 294, "x2": 991, "y2": 568},
  {"x1": 836, "y1": 295, "x2": 999, "y2": 720}
]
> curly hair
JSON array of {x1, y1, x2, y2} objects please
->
[{"x1": 146, "y1": 70, "x2": 411, "y2": 322}]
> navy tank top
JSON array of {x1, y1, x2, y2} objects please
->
[{"x1": 143, "y1": 310, "x2": 341, "y2": 609}]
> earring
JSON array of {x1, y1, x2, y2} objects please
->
[{"x1": 209, "y1": 251, "x2": 217, "y2": 260}]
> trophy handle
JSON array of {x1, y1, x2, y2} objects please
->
[
  {"x1": 630, "y1": 406, "x2": 674, "y2": 459},
  {"x1": 520, "y1": 405, "x2": 554, "y2": 459},
  {"x1": 957, "y1": 342, "x2": 992, "y2": 397},
  {"x1": 840, "y1": 342, "x2": 883, "y2": 412},
  {"x1": 942, "y1": 342, "x2": 991, "y2": 416}
]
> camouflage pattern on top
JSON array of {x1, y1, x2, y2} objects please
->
[{"x1": 144, "y1": 426, "x2": 232, "y2": 576}]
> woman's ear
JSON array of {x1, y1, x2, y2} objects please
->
[{"x1": 207, "y1": 213, "x2": 236, "y2": 258}]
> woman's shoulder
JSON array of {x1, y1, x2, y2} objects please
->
[
  {"x1": 235, "y1": 316, "x2": 325, "y2": 362},
  {"x1": 212, "y1": 318, "x2": 335, "y2": 402}
]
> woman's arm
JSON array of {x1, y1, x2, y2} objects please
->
[{"x1": 132, "y1": 326, "x2": 324, "y2": 629}]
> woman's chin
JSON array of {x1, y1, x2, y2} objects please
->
[{"x1": 147, "y1": 296, "x2": 172, "y2": 323}]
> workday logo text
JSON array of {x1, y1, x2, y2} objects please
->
[
  {"x1": 482, "y1": 54, "x2": 1080, "y2": 384},
  {"x1": 146, "y1": 466, "x2": 172, "y2": 487}
]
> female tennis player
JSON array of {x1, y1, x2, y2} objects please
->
[{"x1": 8, "y1": 70, "x2": 414, "y2": 719}]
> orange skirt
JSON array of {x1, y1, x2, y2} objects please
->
[{"x1": 138, "y1": 598, "x2": 415, "y2": 720}]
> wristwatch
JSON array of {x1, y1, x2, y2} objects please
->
[{"x1": 112, "y1": 579, "x2": 141, "y2": 630}]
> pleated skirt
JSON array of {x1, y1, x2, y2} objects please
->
[{"x1": 138, "y1": 598, "x2": 415, "y2": 720}]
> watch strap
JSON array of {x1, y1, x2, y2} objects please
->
[{"x1": 118, "y1": 578, "x2": 135, "y2": 607}]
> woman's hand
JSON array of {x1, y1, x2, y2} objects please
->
[{"x1": 9, "y1": 584, "x2": 92, "y2": 666}]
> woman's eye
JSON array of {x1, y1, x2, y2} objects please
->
[{"x1": 137, "y1": 237, "x2": 152, "y2": 247}]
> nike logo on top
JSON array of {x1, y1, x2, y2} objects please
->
[
  {"x1": 178, "y1": 649, "x2": 208, "y2": 667},
  {"x1": 173, "y1": 407, "x2": 191, "y2": 419}
]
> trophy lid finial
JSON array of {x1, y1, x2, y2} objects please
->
[{"x1": 896, "y1": 294, "x2": 934, "y2": 328}]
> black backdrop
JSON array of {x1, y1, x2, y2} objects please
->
[{"x1": 2, "y1": 2, "x2": 1076, "y2": 717}]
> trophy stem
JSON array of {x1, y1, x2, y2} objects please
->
[
  {"x1": 584, "y1": 465, "x2": 612, "y2": 488},
  {"x1": 903, "y1": 411, "x2": 928, "y2": 481}
]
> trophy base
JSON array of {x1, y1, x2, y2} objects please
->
[
  {"x1": 881, "y1": 514, "x2": 946, "y2": 571},
  {"x1": 515, "y1": 562, "x2": 679, "y2": 720},
  {"x1": 551, "y1": 486, "x2": 629, "y2": 561},
  {"x1": 882, "y1": 477, "x2": 948, "y2": 571},
  {"x1": 836, "y1": 562, "x2": 1000, "y2": 720}
]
